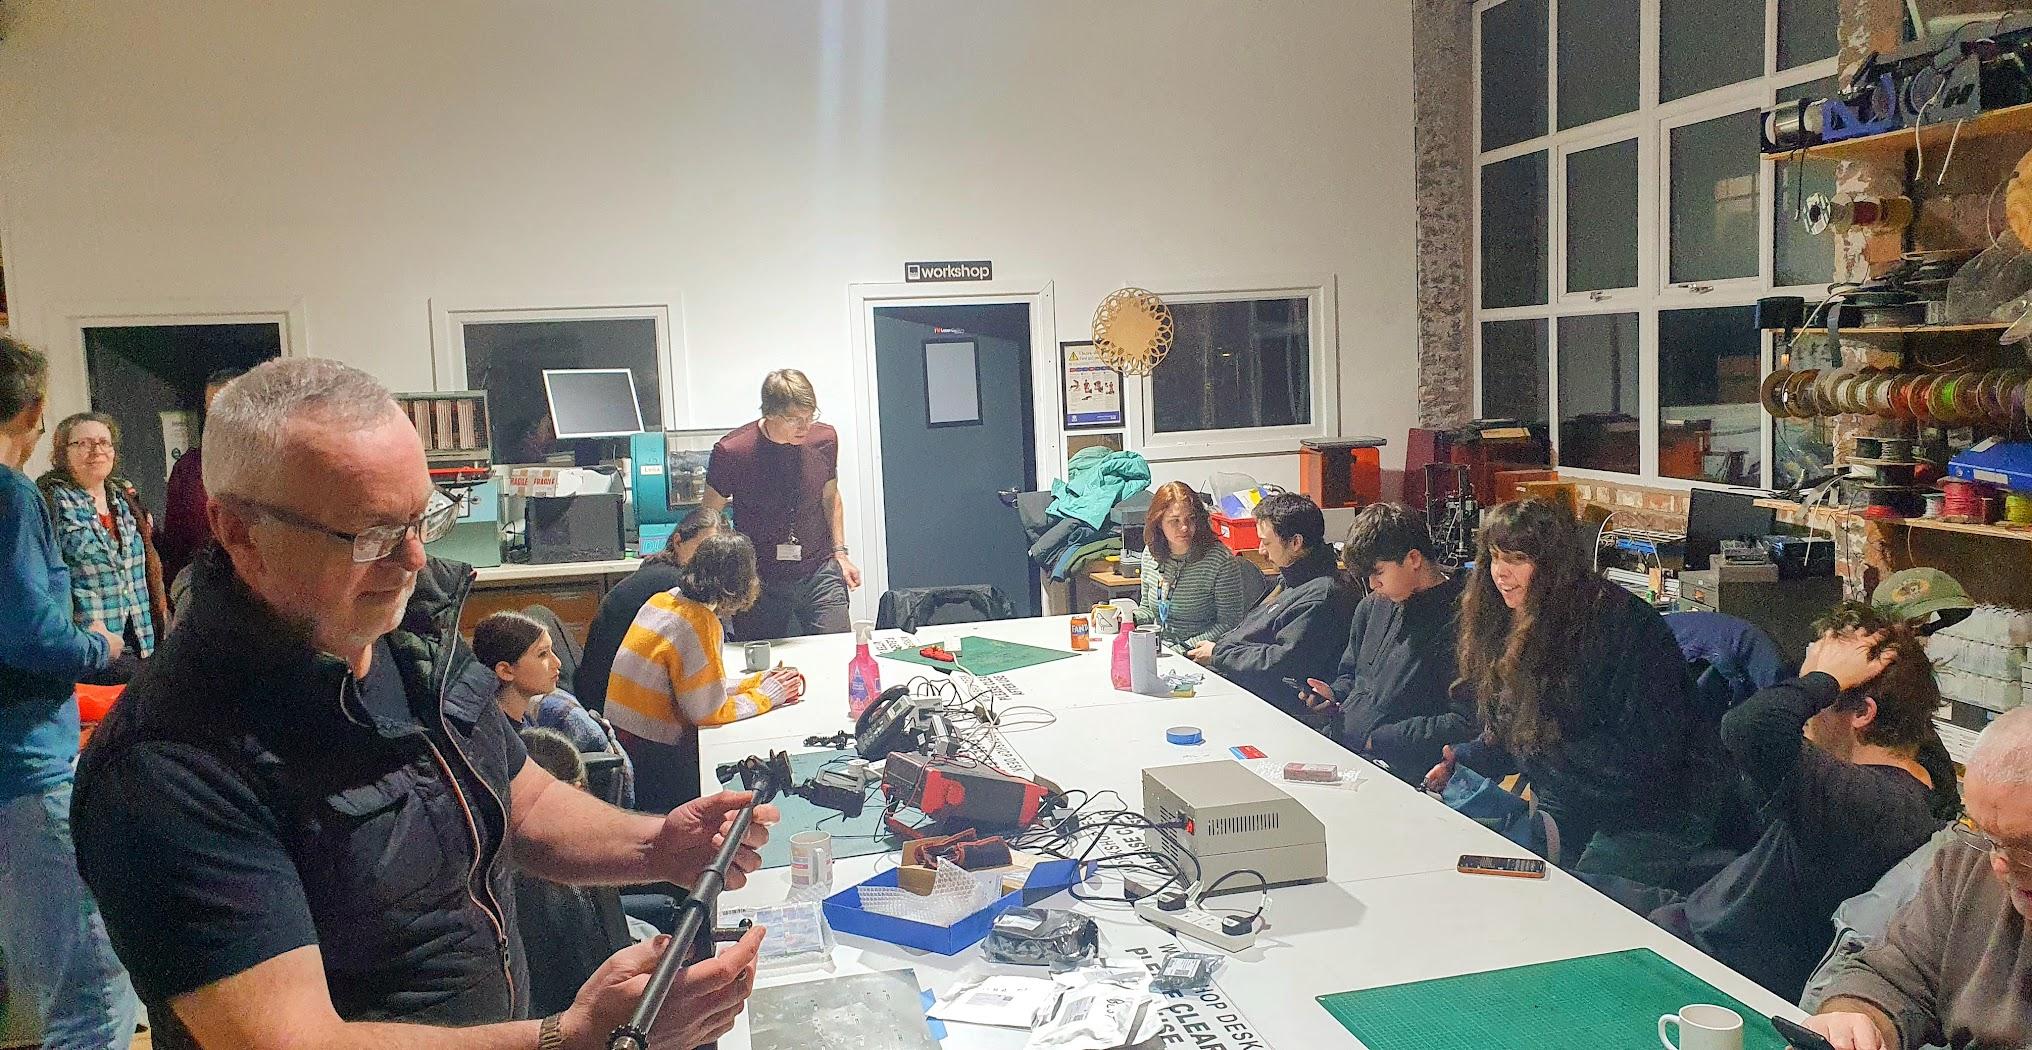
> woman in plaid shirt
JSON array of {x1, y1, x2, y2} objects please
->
[{"x1": 37, "y1": 412, "x2": 166, "y2": 684}]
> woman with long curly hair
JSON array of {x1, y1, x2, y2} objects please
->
[{"x1": 1426, "y1": 497, "x2": 1721, "y2": 885}]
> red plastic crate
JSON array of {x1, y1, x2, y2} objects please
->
[{"x1": 1210, "y1": 511, "x2": 1260, "y2": 552}]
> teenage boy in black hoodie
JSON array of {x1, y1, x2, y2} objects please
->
[
  {"x1": 1299, "y1": 503, "x2": 1475, "y2": 781},
  {"x1": 1189, "y1": 493, "x2": 1353, "y2": 718}
]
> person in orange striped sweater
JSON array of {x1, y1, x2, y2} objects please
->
[{"x1": 604, "y1": 532, "x2": 805, "y2": 812}]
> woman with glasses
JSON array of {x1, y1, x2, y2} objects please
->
[{"x1": 37, "y1": 412, "x2": 166, "y2": 684}]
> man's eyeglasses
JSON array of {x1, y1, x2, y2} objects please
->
[
  {"x1": 769, "y1": 409, "x2": 821, "y2": 428},
  {"x1": 230, "y1": 489, "x2": 460, "y2": 563},
  {"x1": 1950, "y1": 816, "x2": 2032, "y2": 873}
]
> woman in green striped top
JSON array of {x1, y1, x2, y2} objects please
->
[{"x1": 1131, "y1": 481, "x2": 1263, "y2": 646}]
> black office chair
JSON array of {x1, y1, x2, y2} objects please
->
[{"x1": 875, "y1": 584, "x2": 1015, "y2": 634}]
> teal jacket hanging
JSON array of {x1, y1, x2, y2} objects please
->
[{"x1": 1047, "y1": 448, "x2": 1151, "y2": 528}]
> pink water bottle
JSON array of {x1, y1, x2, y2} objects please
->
[
  {"x1": 847, "y1": 620, "x2": 882, "y2": 718},
  {"x1": 1111, "y1": 622, "x2": 1135, "y2": 690}
]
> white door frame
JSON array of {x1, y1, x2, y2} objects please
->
[
  {"x1": 40, "y1": 297, "x2": 309, "y2": 442},
  {"x1": 846, "y1": 280, "x2": 1058, "y2": 620}
]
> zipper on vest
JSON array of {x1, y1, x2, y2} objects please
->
[
  {"x1": 424, "y1": 738, "x2": 515, "y2": 1016},
  {"x1": 427, "y1": 566, "x2": 515, "y2": 1014}
]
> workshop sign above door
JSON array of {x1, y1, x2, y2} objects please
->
[{"x1": 905, "y1": 260, "x2": 994, "y2": 282}]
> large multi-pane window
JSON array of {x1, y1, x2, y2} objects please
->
[{"x1": 1475, "y1": 0, "x2": 1838, "y2": 485}]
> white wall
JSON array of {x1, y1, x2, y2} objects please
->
[{"x1": 0, "y1": 0, "x2": 1418, "y2": 585}]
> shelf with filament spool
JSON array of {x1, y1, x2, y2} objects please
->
[
  {"x1": 1767, "y1": 102, "x2": 2032, "y2": 164},
  {"x1": 1758, "y1": 499, "x2": 2032, "y2": 543}
]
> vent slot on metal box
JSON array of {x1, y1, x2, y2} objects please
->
[{"x1": 1210, "y1": 812, "x2": 1279, "y2": 836}]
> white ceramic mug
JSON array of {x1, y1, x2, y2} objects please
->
[{"x1": 1659, "y1": 1004, "x2": 1743, "y2": 1050}]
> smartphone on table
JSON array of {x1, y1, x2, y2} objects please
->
[{"x1": 1457, "y1": 854, "x2": 1548, "y2": 879}]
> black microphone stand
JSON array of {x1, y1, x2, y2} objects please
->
[{"x1": 606, "y1": 753, "x2": 791, "y2": 1050}]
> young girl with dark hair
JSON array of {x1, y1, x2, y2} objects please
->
[
  {"x1": 1427, "y1": 498, "x2": 1721, "y2": 885},
  {"x1": 455, "y1": 611, "x2": 635, "y2": 808}
]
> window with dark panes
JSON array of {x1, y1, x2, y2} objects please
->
[
  {"x1": 1481, "y1": 0, "x2": 1549, "y2": 151},
  {"x1": 1774, "y1": 77, "x2": 1839, "y2": 287},
  {"x1": 1150, "y1": 298, "x2": 1310, "y2": 434},
  {"x1": 1660, "y1": 0, "x2": 1765, "y2": 103},
  {"x1": 463, "y1": 318, "x2": 661, "y2": 463},
  {"x1": 1778, "y1": 0, "x2": 1838, "y2": 70},
  {"x1": 1481, "y1": 152, "x2": 1550, "y2": 308},
  {"x1": 1470, "y1": 0, "x2": 1835, "y2": 483},
  {"x1": 1659, "y1": 306, "x2": 1762, "y2": 485},
  {"x1": 1566, "y1": 139, "x2": 1639, "y2": 293},
  {"x1": 1558, "y1": 0, "x2": 1640, "y2": 130},
  {"x1": 1557, "y1": 313, "x2": 1640, "y2": 474},
  {"x1": 1480, "y1": 319, "x2": 1549, "y2": 426},
  {"x1": 1669, "y1": 110, "x2": 1761, "y2": 284}
]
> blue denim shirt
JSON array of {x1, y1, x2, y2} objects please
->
[{"x1": 0, "y1": 465, "x2": 109, "y2": 801}]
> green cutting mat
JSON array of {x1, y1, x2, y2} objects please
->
[
  {"x1": 878, "y1": 635, "x2": 1079, "y2": 676},
  {"x1": 1317, "y1": 949, "x2": 1786, "y2": 1050},
  {"x1": 716, "y1": 748, "x2": 900, "y2": 870}
]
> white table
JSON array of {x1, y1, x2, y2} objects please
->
[{"x1": 698, "y1": 616, "x2": 1801, "y2": 1050}]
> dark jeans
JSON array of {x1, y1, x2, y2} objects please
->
[{"x1": 732, "y1": 561, "x2": 850, "y2": 640}]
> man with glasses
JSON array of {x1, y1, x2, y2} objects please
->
[
  {"x1": 1805, "y1": 705, "x2": 2032, "y2": 1049},
  {"x1": 72, "y1": 358, "x2": 773, "y2": 1050},
  {"x1": 0, "y1": 336, "x2": 138, "y2": 1050},
  {"x1": 702, "y1": 368, "x2": 857, "y2": 639}
]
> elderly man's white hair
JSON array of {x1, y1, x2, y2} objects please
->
[
  {"x1": 202, "y1": 358, "x2": 399, "y2": 501},
  {"x1": 1968, "y1": 707, "x2": 2032, "y2": 788}
]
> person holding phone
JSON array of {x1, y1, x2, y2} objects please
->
[{"x1": 1299, "y1": 503, "x2": 1476, "y2": 781}]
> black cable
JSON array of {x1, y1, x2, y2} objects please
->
[{"x1": 1201, "y1": 867, "x2": 1270, "y2": 922}]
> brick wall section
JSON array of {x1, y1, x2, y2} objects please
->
[{"x1": 1412, "y1": 0, "x2": 1475, "y2": 429}]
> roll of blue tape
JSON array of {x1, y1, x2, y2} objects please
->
[{"x1": 1166, "y1": 726, "x2": 1203, "y2": 745}]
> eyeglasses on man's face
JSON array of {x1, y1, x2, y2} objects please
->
[
  {"x1": 1951, "y1": 816, "x2": 2032, "y2": 874},
  {"x1": 770, "y1": 408, "x2": 820, "y2": 429},
  {"x1": 230, "y1": 488, "x2": 460, "y2": 563}
]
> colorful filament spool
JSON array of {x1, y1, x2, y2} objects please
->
[{"x1": 2007, "y1": 492, "x2": 2032, "y2": 526}]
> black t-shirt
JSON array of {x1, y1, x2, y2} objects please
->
[{"x1": 358, "y1": 638, "x2": 415, "y2": 727}]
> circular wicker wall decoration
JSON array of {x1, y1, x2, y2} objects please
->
[
  {"x1": 1091, "y1": 288, "x2": 1175, "y2": 376},
  {"x1": 2009, "y1": 149, "x2": 2032, "y2": 251}
]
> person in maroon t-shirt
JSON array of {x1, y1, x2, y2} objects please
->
[
  {"x1": 702, "y1": 369, "x2": 859, "y2": 638},
  {"x1": 159, "y1": 367, "x2": 245, "y2": 596}
]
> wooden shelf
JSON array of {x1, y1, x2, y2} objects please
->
[
  {"x1": 1758, "y1": 498, "x2": 2032, "y2": 543},
  {"x1": 1796, "y1": 322, "x2": 2009, "y2": 336},
  {"x1": 1771, "y1": 102, "x2": 2032, "y2": 163}
]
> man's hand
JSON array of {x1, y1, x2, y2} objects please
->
[
  {"x1": 88, "y1": 621, "x2": 124, "y2": 663},
  {"x1": 1801, "y1": 1011, "x2": 1888, "y2": 1050},
  {"x1": 651, "y1": 791, "x2": 779, "y2": 888},
  {"x1": 1801, "y1": 629, "x2": 1897, "y2": 692},
  {"x1": 836, "y1": 553, "x2": 862, "y2": 590},
  {"x1": 1423, "y1": 744, "x2": 1459, "y2": 794},
  {"x1": 1186, "y1": 641, "x2": 1215, "y2": 665},
  {"x1": 559, "y1": 927, "x2": 763, "y2": 1050}
]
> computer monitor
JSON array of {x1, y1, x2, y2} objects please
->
[
  {"x1": 542, "y1": 368, "x2": 646, "y2": 440},
  {"x1": 1685, "y1": 488, "x2": 1776, "y2": 572}
]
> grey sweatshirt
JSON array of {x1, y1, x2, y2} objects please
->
[{"x1": 1819, "y1": 841, "x2": 2032, "y2": 1050}]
